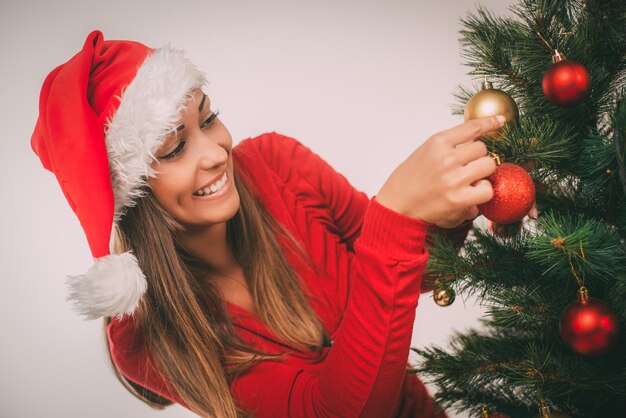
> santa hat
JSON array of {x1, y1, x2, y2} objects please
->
[{"x1": 31, "y1": 30, "x2": 206, "y2": 319}]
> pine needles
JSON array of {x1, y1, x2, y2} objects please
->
[{"x1": 414, "y1": 0, "x2": 626, "y2": 416}]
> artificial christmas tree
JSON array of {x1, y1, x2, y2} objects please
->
[{"x1": 412, "y1": 1, "x2": 626, "y2": 416}]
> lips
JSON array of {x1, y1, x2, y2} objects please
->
[{"x1": 193, "y1": 171, "x2": 228, "y2": 196}]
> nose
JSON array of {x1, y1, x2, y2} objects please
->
[{"x1": 196, "y1": 132, "x2": 229, "y2": 170}]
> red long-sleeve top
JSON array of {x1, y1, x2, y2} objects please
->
[{"x1": 107, "y1": 132, "x2": 459, "y2": 417}]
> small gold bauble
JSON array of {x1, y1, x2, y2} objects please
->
[
  {"x1": 480, "y1": 406, "x2": 490, "y2": 418},
  {"x1": 464, "y1": 81, "x2": 519, "y2": 140},
  {"x1": 433, "y1": 285, "x2": 455, "y2": 307}
]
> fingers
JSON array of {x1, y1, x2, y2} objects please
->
[
  {"x1": 455, "y1": 140, "x2": 489, "y2": 166},
  {"x1": 461, "y1": 178, "x2": 494, "y2": 207},
  {"x1": 464, "y1": 205, "x2": 480, "y2": 220},
  {"x1": 455, "y1": 155, "x2": 497, "y2": 186},
  {"x1": 473, "y1": 178, "x2": 494, "y2": 203},
  {"x1": 435, "y1": 205, "x2": 479, "y2": 229},
  {"x1": 437, "y1": 115, "x2": 506, "y2": 147}
]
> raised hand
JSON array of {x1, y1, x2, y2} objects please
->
[{"x1": 375, "y1": 115, "x2": 505, "y2": 226}]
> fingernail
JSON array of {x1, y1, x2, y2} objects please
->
[{"x1": 495, "y1": 115, "x2": 506, "y2": 125}]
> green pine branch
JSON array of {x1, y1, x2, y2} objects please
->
[{"x1": 416, "y1": 0, "x2": 626, "y2": 416}]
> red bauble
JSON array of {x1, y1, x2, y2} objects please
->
[
  {"x1": 560, "y1": 297, "x2": 619, "y2": 356},
  {"x1": 542, "y1": 58, "x2": 591, "y2": 107},
  {"x1": 478, "y1": 163, "x2": 535, "y2": 224}
]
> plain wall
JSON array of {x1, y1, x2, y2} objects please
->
[{"x1": 0, "y1": 0, "x2": 516, "y2": 416}]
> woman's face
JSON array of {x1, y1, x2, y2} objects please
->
[{"x1": 147, "y1": 89, "x2": 240, "y2": 229}]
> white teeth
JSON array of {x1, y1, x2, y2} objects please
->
[{"x1": 194, "y1": 172, "x2": 227, "y2": 196}]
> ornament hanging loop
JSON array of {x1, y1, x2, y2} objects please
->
[
  {"x1": 535, "y1": 31, "x2": 554, "y2": 53},
  {"x1": 551, "y1": 49, "x2": 565, "y2": 64},
  {"x1": 489, "y1": 152, "x2": 502, "y2": 166},
  {"x1": 579, "y1": 240, "x2": 586, "y2": 260},
  {"x1": 564, "y1": 240, "x2": 587, "y2": 289},
  {"x1": 536, "y1": 30, "x2": 573, "y2": 60}
]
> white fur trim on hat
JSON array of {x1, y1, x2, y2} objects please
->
[
  {"x1": 105, "y1": 45, "x2": 206, "y2": 221},
  {"x1": 66, "y1": 252, "x2": 148, "y2": 319}
]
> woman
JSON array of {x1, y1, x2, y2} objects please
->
[{"x1": 32, "y1": 30, "x2": 501, "y2": 417}]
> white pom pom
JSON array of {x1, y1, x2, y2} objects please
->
[{"x1": 66, "y1": 252, "x2": 148, "y2": 319}]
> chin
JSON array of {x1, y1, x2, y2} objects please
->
[{"x1": 187, "y1": 189, "x2": 241, "y2": 227}]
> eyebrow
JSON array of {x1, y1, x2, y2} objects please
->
[{"x1": 173, "y1": 93, "x2": 208, "y2": 134}]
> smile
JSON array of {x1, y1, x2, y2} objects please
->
[{"x1": 193, "y1": 172, "x2": 228, "y2": 197}]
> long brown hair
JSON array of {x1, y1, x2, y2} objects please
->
[{"x1": 104, "y1": 158, "x2": 328, "y2": 417}]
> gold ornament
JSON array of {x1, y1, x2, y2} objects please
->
[
  {"x1": 433, "y1": 284, "x2": 455, "y2": 307},
  {"x1": 464, "y1": 80, "x2": 519, "y2": 140},
  {"x1": 480, "y1": 406, "x2": 490, "y2": 418}
]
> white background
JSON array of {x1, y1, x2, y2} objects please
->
[{"x1": 0, "y1": 0, "x2": 516, "y2": 416}]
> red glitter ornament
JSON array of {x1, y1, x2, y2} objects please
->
[
  {"x1": 478, "y1": 163, "x2": 535, "y2": 224},
  {"x1": 560, "y1": 287, "x2": 619, "y2": 357},
  {"x1": 542, "y1": 51, "x2": 591, "y2": 107}
]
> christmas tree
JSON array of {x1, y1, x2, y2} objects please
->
[{"x1": 412, "y1": 1, "x2": 626, "y2": 417}]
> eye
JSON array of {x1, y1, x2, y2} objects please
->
[
  {"x1": 158, "y1": 140, "x2": 186, "y2": 160},
  {"x1": 200, "y1": 110, "x2": 220, "y2": 129}
]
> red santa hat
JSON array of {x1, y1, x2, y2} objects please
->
[{"x1": 31, "y1": 30, "x2": 206, "y2": 319}]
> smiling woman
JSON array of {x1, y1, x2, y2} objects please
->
[
  {"x1": 148, "y1": 90, "x2": 241, "y2": 236},
  {"x1": 30, "y1": 28, "x2": 500, "y2": 418}
]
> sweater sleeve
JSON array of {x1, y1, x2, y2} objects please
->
[
  {"x1": 248, "y1": 132, "x2": 370, "y2": 251},
  {"x1": 231, "y1": 197, "x2": 443, "y2": 418},
  {"x1": 106, "y1": 316, "x2": 188, "y2": 409},
  {"x1": 248, "y1": 132, "x2": 471, "y2": 295}
]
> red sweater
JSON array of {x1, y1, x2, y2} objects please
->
[{"x1": 107, "y1": 132, "x2": 453, "y2": 417}]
